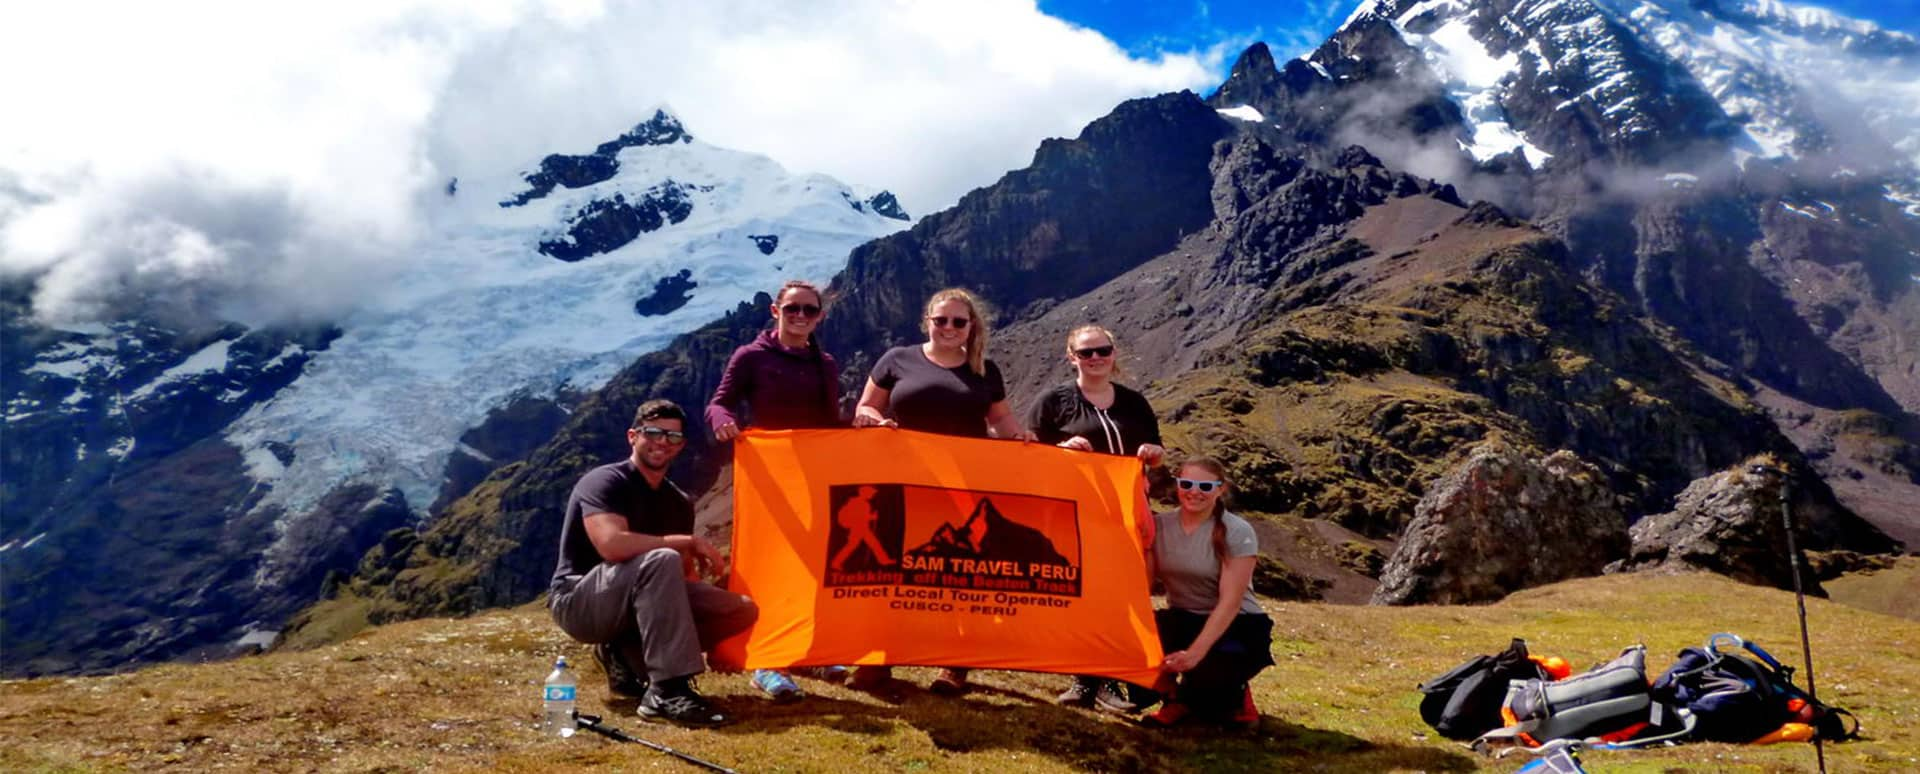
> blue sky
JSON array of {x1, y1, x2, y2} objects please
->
[{"x1": 1042, "y1": 0, "x2": 1920, "y2": 80}]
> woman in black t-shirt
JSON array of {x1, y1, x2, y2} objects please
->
[
  {"x1": 848, "y1": 287, "x2": 1033, "y2": 699},
  {"x1": 1028, "y1": 324, "x2": 1165, "y2": 463},
  {"x1": 1029, "y1": 324, "x2": 1165, "y2": 712},
  {"x1": 852, "y1": 288, "x2": 1030, "y2": 440}
]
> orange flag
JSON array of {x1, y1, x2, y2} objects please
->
[{"x1": 717, "y1": 428, "x2": 1163, "y2": 686}]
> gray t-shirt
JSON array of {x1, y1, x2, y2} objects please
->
[{"x1": 1153, "y1": 509, "x2": 1262, "y2": 615}]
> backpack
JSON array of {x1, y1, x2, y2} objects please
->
[
  {"x1": 1650, "y1": 633, "x2": 1860, "y2": 744},
  {"x1": 1418, "y1": 638, "x2": 1551, "y2": 740},
  {"x1": 1497, "y1": 645, "x2": 1681, "y2": 749}
]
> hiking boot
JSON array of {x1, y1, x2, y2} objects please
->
[
  {"x1": 1094, "y1": 681, "x2": 1140, "y2": 715},
  {"x1": 1055, "y1": 675, "x2": 1100, "y2": 707},
  {"x1": 929, "y1": 668, "x2": 971, "y2": 697},
  {"x1": 849, "y1": 665, "x2": 905, "y2": 703},
  {"x1": 1231, "y1": 685, "x2": 1259, "y2": 728},
  {"x1": 1141, "y1": 701, "x2": 1192, "y2": 728},
  {"x1": 751, "y1": 669, "x2": 805, "y2": 704},
  {"x1": 792, "y1": 665, "x2": 850, "y2": 684},
  {"x1": 593, "y1": 642, "x2": 648, "y2": 698},
  {"x1": 638, "y1": 678, "x2": 729, "y2": 727}
]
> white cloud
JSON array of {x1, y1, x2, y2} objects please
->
[{"x1": 0, "y1": 0, "x2": 1217, "y2": 325}]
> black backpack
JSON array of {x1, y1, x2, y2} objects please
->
[
  {"x1": 1419, "y1": 638, "x2": 1550, "y2": 740},
  {"x1": 1650, "y1": 633, "x2": 1860, "y2": 744}
]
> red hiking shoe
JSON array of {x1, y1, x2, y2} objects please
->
[
  {"x1": 1142, "y1": 701, "x2": 1191, "y2": 727},
  {"x1": 1232, "y1": 685, "x2": 1259, "y2": 728}
]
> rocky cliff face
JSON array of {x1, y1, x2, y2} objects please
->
[{"x1": 1205, "y1": 0, "x2": 1920, "y2": 547}]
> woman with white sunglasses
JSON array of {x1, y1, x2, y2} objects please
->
[{"x1": 1138, "y1": 457, "x2": 1273, "y2": 729}]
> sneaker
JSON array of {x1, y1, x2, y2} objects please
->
[
  {"x1": 792, "y1": 665, "x2": 851, "y2": 684},
  {"x1": 752, "y1": 669, "x2": 805, "y2": 704},
  {"x1": 1141, "y1": 701, "x2": 1192, "y2": 728},
  {"x1": 929, "y1": 668, "x2": 971, "y2": 697},
  {"x1": 1231, "y1": 685, "x2": 1258, "y2": 728},
  {"x1": 593, "y1": 643, "x2": 648, "y2": 698},
  {"x1": 1056, "y1": 676, "x2": 1099, "y2": 707},
  {"x1": 638, "y1": 678, "x2": 729, "y2": 727},
  {"x1": 1094, "y1": 681, "x2": 1140, "y2": 715}
]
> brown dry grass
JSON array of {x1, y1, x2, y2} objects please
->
[{"x1": 4, "y1": 573, "x2": 1916, "y2": 773}]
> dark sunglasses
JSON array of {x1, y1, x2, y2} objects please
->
[
  {"x1": 928, "y1": 316, "x2": 971, "y2": 329},
  {"x1": 636, "y1": 426, "x2": 688, "y2": 444},
  {"x1": 1175, "y1": 478, "x2": 1222, "y2": 493},
  {"x1": 1073, "y1": 345, "x2": 1115, "y2": 359},
  {"x1": 780, "y1": 303, "x2": 822, "y2": 318}
]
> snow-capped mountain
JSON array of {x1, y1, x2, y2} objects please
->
[
  {"x1": 224, "y1": 109, "x2": 909, "y2": 591},
  {"x1": 1206, "y1": 0, "x2": 1920, "y2": 545},
  {"x1": 1, "y1": 109, "x2": 910, "y2": 675},
  {"x1": 1323, "y1": 0, "x2": 1920, "y2": 182}
]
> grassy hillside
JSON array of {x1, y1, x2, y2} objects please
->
[{"x1": 5, "y1": 573, "x2": 1915, "y2": 773}]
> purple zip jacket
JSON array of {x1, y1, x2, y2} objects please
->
[{"x1": 704, "y1": 329, "x2": 842, "y2": 433}]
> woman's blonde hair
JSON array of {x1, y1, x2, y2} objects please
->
[
  {"x1": 923, "y1": 288, "x2": 991, "y2": 376},
  {"x1": 1064, "y1": 324, "x2": 1127, "y2": 381}
]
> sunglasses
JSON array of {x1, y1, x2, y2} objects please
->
[
  {"x1": 1073, "y1": 345, "x2": 1115, "y2": 359},
  {"x1": 636, "y1": 426, "x2": 688, "y2": 444},
  {"x1": 928, "y1": 316, "x2": 971, "y2": 329},
  {"x1": 780, "y1": 303, "x2": 822, "y2": 318},
  {"x1": 1175, "y1": 478, "x2": 1222, "y2": 493}
]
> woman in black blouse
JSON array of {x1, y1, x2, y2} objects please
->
[
  {"x1": 849, "y1": 287, "x2": 1033, "y2": 699},
  {"x1": 1028, "y1": 324, "x2": 1165, "y2": 711}
]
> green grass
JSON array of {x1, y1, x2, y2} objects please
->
[{"x1": 3, "y1": 572, "x2": 1915, "y2": 772}]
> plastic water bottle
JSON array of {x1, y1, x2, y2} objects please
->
[{"x1": 543, "y1": 656, "x2": 577, "y2": 737}]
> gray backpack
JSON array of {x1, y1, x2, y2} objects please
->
[{"x1": 1477, "y1": 645, "x2": 1693, "y2": 749}]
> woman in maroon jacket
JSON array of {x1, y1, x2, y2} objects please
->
[
  {"x1": 706, "y1": 280, "x2": 840, "y2": 440},
  {"x1": 704, "y1": 279, "x2": 847, "y2": 702}
]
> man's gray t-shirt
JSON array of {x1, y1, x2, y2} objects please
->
[{"x1": 1153, "y1": 510, "x2": 1262, "y2": 615}]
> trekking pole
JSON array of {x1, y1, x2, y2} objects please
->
[
  {"x1": 1749, "y1": 464, "x2": 1824, "y2": 774},
  {"x1": 573, "y1": 712, "x2": 738, "y2": 773}
]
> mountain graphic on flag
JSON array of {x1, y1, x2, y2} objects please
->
[{"x1": 906, "y1": 497, "x2": 1070, "y2": 566}]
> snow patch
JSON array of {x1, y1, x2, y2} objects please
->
[
  {"x1": 1396, "y1": 15, "x2": 1553, "y2": 167},
  {"x1": 1216, "y1": 105, "x2": 1265, "y2": 122},
  {"x1": 106, "y1": 437, "x2": 134, "y2": 459},
  {"x1": 1780, "y1": 201, "x2": 1820, "y2": 219},
  {"x1": 1662, "y1": 172, "x2": 1698, "y2": 184},
  {"x1": 1884, "y1": 185, "x2": 1920, "y2": 218},
  {"x1": 234, "y1": 625, "x2": 279, "y2": 650},
  {"x1": 128, "y1": 338, "x2": 233, "y2": 401}
]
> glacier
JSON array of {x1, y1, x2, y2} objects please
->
[{"x1": 221, "y1": 110, "x2": 912, "y2": 586}]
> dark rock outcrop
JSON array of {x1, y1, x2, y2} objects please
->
[
  {"x1": 632, "y1": 269, "x2": 698, "y2": 317},
  {"x1": 747, "y1": 234, "x2": 779, "y2": 255},
  {"x1": 501, "y1": 109, "x2": 693, "y2": 207},
  {"x1": 537, "y1": 183, "x2": 697, "y2": 261},
  {"x1": 1372, "y1": 445, "x2": 1627, "y2": 605},
  {"x1": 1608, "y1": 461, "x2": 1833, "y2": 594},
  {"x1": 864, "y1": 191, "x2": 910, "y2": 221}
]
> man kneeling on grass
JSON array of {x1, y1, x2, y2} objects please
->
[{"x1": 548, "y1": 399, "x2": 757, "y2": 727}]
